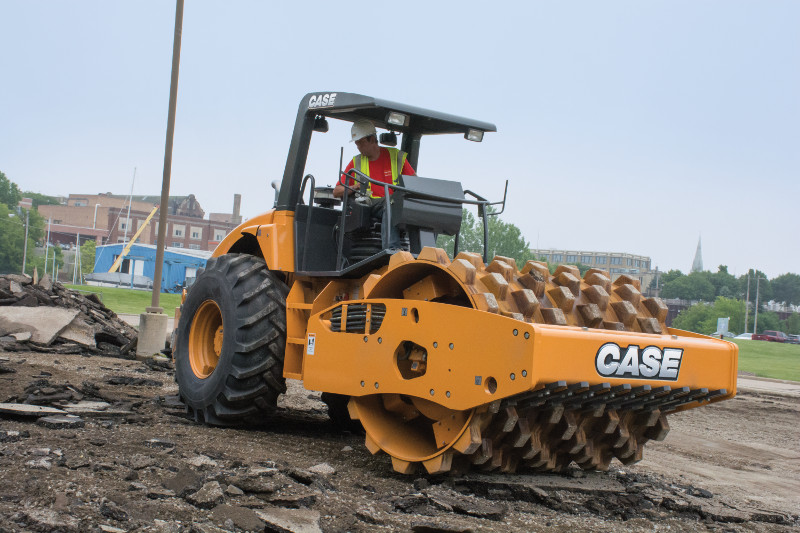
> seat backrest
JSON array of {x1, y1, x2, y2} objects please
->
[{"x1": 391, "y1": 175, "x2": 463, "y2": 236}]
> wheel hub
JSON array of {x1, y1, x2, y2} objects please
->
[
  {"x1": 188, "y1": 300, "x2": 223, "y2": 379},
  {"x1": 348, "y1": 254, "x2": 479, "y2": 473}
]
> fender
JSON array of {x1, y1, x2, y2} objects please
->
[{"x1": 212, "y1": 209, "x2": 296, "y2": 272}]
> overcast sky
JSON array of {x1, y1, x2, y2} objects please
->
[{"x1": 1, "y1": 1, "x2": 797, "y2": 278}]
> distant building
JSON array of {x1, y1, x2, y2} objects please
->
[
  {"x1": 87, "y1": 243, "x2": 211, "y2": 292},
  {"x1": 37, "y1": 192, "x2": 242, "y2": 251},
  {"x1": 529, "y1": 248, "x2": 656, "y2": 290},
  {"x1": 103, "y1": 206, "x2": 237, "y2": 251}
]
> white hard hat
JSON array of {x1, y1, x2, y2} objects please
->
[{"x1": 350, "y1": 119, "x2": 376, "y2": 142}]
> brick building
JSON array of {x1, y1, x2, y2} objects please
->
[
  {"x1": 38, "y1": 193, "x2": 243, "y2": 251},
  {"x1": 104, "y1": 207, "x2": 237, "y2": 250}
]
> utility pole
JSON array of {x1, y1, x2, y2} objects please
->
[
  {"x1": 754, "y1": 275, "x2": 764, "y2": 334},
  {"x1": 44, "y1": 217, "x2": 51, "y2": 274},
  {"x1": 124, "y1": 167, "x2": 136, "y2": 244},
  {"x1": 72, "y1": 233, "x2": 81, "y2": 285},
  {"x1": 743, "y1": 272, "x2": 751, "y2": 333},
  {"x1": 139, "y1": 0, "x2": 184, "y2": 359},
  {"x1": 152, "y1": 0, "x2": 183, "y2": 309},
  {"x1": 21, "y1": 209, "x2": 29, "y2": 275}
]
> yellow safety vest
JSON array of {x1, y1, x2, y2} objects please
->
[{"x1": 353, "y1": 147, "x2": 408, "y2": 198}]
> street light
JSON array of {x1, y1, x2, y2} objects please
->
[
  {"x1": 21, "y1": 208, "x2": 29, "y2": 275},
  {"x1": 743, "y1": 272, "x2": 751, "y2": 334}
]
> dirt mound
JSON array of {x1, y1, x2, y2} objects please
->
[{"x1": 0, "y1": 273, "x2": 137, "y2": 357}]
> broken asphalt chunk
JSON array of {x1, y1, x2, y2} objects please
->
[
  {"x1": 187, "y1": 481, "x2": 225, "y2": 509},
  {"x1": 210, "y1": 504, "x2": 265, "y2": 532},
  {"x1": 106, "y1": 376, "x2": 163, "y2": 387},
  {"x1": 0, "y1": 403, "x2": 66, "y2": 417},
  {"x1": 37, "y1": 414, "x2": 85, "y2": 429},
  {"x1": 423, "y1": 487, "x2": 507, "y2": 520},
  {"x1": 253, "y1": 507, "x2": 323, "y2": 533},
  {"x1": 0, "y1": 429, "x2": 30, "y2": 442},
  {"x1": 145, "y1": 438, "x2": 175, "y2": 449}
]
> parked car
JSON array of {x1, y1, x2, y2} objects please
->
[
  {"x1": 788, "y1": 334, "x2": 800, "y2": 345},
  {"x1": 751, "y1": 330, "x2": 789, "y2": 342},
  {"x1": 711, "y1": 331, "x2": 735, "y2": 339},
  {"x1": 733, "y1": 333, "x2": 753, "y2": 340}
]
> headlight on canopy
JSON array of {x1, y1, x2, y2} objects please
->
[{"x1": 465, "y1": 129, "x2": 484, "y2": 142}]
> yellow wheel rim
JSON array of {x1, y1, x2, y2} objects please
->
[{"x1": 188, "y1": 300, "x2": 223, "y2": 379}]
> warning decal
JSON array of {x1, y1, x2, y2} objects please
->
[{"x1": 307, "y1": 333, "x2": 316, "y2": 355}]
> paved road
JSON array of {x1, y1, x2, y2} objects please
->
[{"x1": 737, "y1": 374, "x2": 800, "y2": 397}]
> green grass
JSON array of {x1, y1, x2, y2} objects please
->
[
  {"x1": 733, "y1": 339, "x2": 800, "y2": 381},
  {"x1": 65, "y1": 284, "x2": 182, "y2": 318}
]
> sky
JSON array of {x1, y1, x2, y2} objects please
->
[{"x1": 1, "y1": 1, "x2": 798, "y2": 278}]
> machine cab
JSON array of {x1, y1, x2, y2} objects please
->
[{"x1": 279, "y1": 92, "x2": 501, "y2": 277}]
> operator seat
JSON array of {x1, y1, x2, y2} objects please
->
[{"x1": 390, "y1": 175, "x2": 463, "y2": 254}]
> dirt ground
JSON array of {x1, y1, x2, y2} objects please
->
[{"x1": 0, "y1": 350, "x2": 797, "y2": 533}]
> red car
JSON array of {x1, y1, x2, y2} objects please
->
[{"x1": 751, "y1": 330, "x2": 789, "y2": 342}]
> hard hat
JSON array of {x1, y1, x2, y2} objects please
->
[{"x1": 350, "y1": 119, "x2": 376, "y2": 142}]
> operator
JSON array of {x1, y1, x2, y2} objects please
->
[{"x1": 333, "y1": 119, "x2": 416, "y2": 249}]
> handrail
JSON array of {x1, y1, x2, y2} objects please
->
[
  {"x1": 299, "y1": 174, "x2": 316, "y2": 271},
  {"x1": 339, "y1": 169, "x2": 507, "y2": 264},
  {"x1": 342, "y1": 168, "x2": 506, "y2": 209}
]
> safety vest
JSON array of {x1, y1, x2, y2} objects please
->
[{"x1": 353, "y1": 147, "x2": 408, "y2": 198}]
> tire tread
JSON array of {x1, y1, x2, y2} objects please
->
[{"x1": 175, "y1": 254, "x2": 287, "y2": 426}]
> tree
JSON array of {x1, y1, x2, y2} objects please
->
[
  {"x1": 754, "y1": 311, "x2": 781, "y2": 334},
  {"x1": 0, "y1": 171, "x2": 21, "y2": 208},
  {"x1": 26, "y1": 208, "x2": 45, "y2": 245},
  {"x1": 709, "y1": 265, "x2": 740, "y2": 299},
  {"x1": 738, "y1": 269, "x2": 772, "y2": 306},
  {"x1": 661, "y1": 269, "x2": 684, "y2": 285},
  {"x1": 770, "y1": 273, "x2": 800, "y2": 306},
  {"x1": 783, "y1": 313, "x2": 800, "y2": 335},
  {"x1": 651, "y1": 269, "x2": 683, "y2": 290},
  {"x1": 0, "y1": 203, "x2": 25, "y2": 274},
  {"x1": 671, "y1": 302, "x2": 715, "y2": 334},
  {"x1": 437, "y1": 208, "x2": 534, "y2": 267},
  {"x1": 0, "y1": 172, "x2": 49, "y2": 274},
  {"x1": 81, "y1": 239, "x2": 97, "y2": 276},
  {"x1": 713, "y1": 296, "x2": 747, "y2": 335},
  {"x1": 672, "y1": 297, "x2": 746, "y2": 335},
  {"x1": 21, "y1": 191, "x2": 60, "y2": 209},
  {"x1": 661, "y1": 272, "x2": 715, "y2": 301},
  {"x1": 0, "y1": 200, "x2": 52, "y2": 275}
]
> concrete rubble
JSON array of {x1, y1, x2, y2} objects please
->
[{"x1": 0, "y1": 273, "x2": 138, "y2": 356}]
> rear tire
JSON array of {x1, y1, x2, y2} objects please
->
[{"x1": 174, "y1": 254, "x2": 288, "y2": 425}]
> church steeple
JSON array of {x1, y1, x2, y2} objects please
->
[{"x1": 691, "y1": 237, "x2": 703, "y2": 273}]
